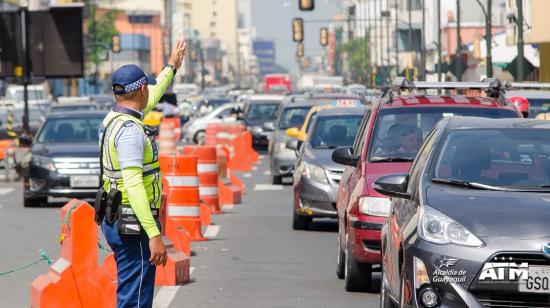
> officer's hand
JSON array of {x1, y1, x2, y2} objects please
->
[
  {"x1": 149, "y1": 235, "x2": 167, "y2": 266},
  {"x1": 168, "y1": 40, "x2": 188, "y2": 70}
]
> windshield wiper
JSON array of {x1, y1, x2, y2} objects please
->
[
  {"x1": 370, "y1": 156, "x2": 414, "y2": 162},
  {"x1": 431, "y1": 178, "x2": 513, "y2": 191}
]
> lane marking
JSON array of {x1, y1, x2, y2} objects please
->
[
  {"x1": 222, "y1": 204, "x2": 234, "y2": 210},
  {"x1": 243, "y1": 173, "x2": 252, "y2": 178},
  {"x1": 204, "y1": 225, "x2": 220, "y2": 238},
  {"x1": 153, "y1": 286, "x2": 180, "y2": 308},
  {"x1": 190, "y1": 266, "x2": 195, "y2": 276},
  {"x1": 0, "y1": 188, "x2": 14, "y2": 195},
  {"x1": 263, "y1": 170, "x2": 271, "y2": 175},
  {"x1": 252, "y1": 166, "x2": 258, "y2": 171},
  {"x1": 254, "y1": 184, "x2": 284, "y2": 191}
]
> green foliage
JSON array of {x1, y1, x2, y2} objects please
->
[
  {"x1": 339, "y1": 37, "x2": 371, "y2": 83},
  {"x1": 87, "y1": 6, "x2": 119, "y2": 66}
]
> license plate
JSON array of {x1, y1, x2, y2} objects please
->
[
  {"x1": 70, "y1": 175, "x2": 99, "y2": 188},
  {"x1": 519, "y1": 266, "x2": 550, "y2": 293}
]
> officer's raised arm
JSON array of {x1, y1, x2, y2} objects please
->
[{"x1": 143, "y1": 40, "x2": 188, "y2": 116}]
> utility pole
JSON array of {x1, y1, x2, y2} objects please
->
[
  {"x1": 21, "y1": 8, "x2": 30, "y2": 135},
  {"x1": 516, "y1": 0, "x2": 524, "y2": 81},
  {"x1": 455, "y1": 0, "x2": 462, "y2": 81},
  {"x1": 386, "y1": 0, "x2": 390, "y2": 74},
  {"x1": 408, "y1": 0, "x2": 412, "y2": 54},
  {"x1": 437, "y1": 0, "x2": 442, "y2": 82},
  {"x1": 395, "y1": 0, "x2": 399, "y2": 74},
  {"x1": 420, "y1": 0, "x2": 426, "y2": 80},
  {"x1": 374, "y1": 0, "x2": 378, "y2": 69}
]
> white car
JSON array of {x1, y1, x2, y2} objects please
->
[{"x1": 183, "y1": 102, "x2": 242, "y2": 144}]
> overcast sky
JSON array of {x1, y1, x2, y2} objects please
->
[{"x1": 251, "y1": 0, "x2": 341, "y2": 74}]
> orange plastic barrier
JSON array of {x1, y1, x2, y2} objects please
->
[
  {"x1": 183, "y1": 145, "x2": 222, "y2": 214},
  {"x1": 165, "y1": 155, "x2": 207, "y2": 241},
  {"x1": 158, "y1": 122, "x2": 177, "y2": 154},
  {"x1": 0, "y1": 140, "x2": 15, "y2": 161},
  {"x1": 205, "y1": 123, "x2": 219, "y2": 145},
  {"x1": 161, "y1": 118, "x2": 181, "y2": 141},
  {"x1": 30, "y1": 199, "x2": 117, "y2": 308}
]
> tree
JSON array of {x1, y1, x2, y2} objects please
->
[
  {"x1": 339, "y1": 37, "x2": 371, "y2": 84},
  {"x1": 87, "y1": 5, "x2": 118, "y2": 70}
]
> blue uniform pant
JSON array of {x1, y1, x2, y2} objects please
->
[{"x1": 102, "y1": 220, "x2": 156, "y2": 308}]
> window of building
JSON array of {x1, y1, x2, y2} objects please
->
[{"x1": 128, "y1": 15, "x2": 153, "y2": 24}]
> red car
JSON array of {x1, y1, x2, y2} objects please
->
[{"x1": 332, "y1": 79, "x2": 522, "y2": 292}]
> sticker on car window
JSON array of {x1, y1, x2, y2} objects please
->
[{"x1": 332, "y1": 100, "x2": 359, "y2": 108}]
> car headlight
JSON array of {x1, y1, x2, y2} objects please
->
[
  {"x1": 418, "y1": 206, "x2": 484, "y2": 247},
  {"x1": 249, "y1": 126, "x2": 262, "y2": 134},
  {"x1": 358, "y1": 197, "x2": 391, "y2": 217},
  {"x1": 31, "y1": 155, "x2": 56, "y2": 171},
  {"x1": 301, "y1": 162, "x2": 327, "y2": 183}
]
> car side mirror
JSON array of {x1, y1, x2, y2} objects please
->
[
  {"x1": 285, "y1": 138, "x2": 302, "y2": 153},
  {"x1": 262, "y1": 122, "x2": 275, "y2": 132},
  {"x1": 286, "y1": 127, "x2": 300, "y2": 139},
  {"x1": 372, "y1": 173, "x2": 411, "y2": 199},
  {"x1": 331, "y1": 147, "x2": 359, "y2": 167},
  {"x1": 18, "y1": 135, "x2": 33, "y2": 147}
]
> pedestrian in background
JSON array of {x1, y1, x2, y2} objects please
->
[{"x1": 99, "y1": 40, "x2": 187, "y2": 308}]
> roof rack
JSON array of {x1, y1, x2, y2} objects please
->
[{"x1": 382, "y1": 77, "x2": 505, "y2": 102}]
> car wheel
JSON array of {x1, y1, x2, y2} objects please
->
[
  {"x1": 380, "y1": 265, "x2": 392, "y2": 308},
  {"x1": 292, "y1": 211, "x2": 311, "y2": 230},
  {"x1": 24, "y1": 196, "x2": 47, "y2": 208},
  {"x1": 344, "y1": 232, "x2": 372, "y2": 292},
  {"x1": 272, "y1": 174, "x2": 282, "y2": 185},
  {"x1": 194, "y1": 130, "x2": 206, "y2": 145},
  {"x1": 336, "y1": 230, "x2": 345, "y2": 279}
]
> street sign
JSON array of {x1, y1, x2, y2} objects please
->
[{"x1": 0, "y1": 11, "x2": 23, "y2": 78}]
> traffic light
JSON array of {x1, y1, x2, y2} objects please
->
[
  {"x1": 190, "y1": 49, "x2": 198, "y2": 61},
  {"x1": 299, "y1": 0, "x2": 314, "y2": 11},
  {"x1": 112, "y1": 34, "x2": 121, "y2": 53},
  {"x1": 296, "y1": 42, "x2": 304, "y2": 58},
  {"x1": 292, "y1": 18, "x2": 304, "y2": 42},
  {"x1": 320, "y1": 27, "x2": 328, "y2": 46}
]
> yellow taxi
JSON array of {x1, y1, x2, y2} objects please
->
[{"x1": 286, "y1": 99, "x2": 360, "y2": 141}]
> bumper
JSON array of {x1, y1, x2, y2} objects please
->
[
  {"x1": 400, "y1": 237, "x2": 550, "y2": 308},
  {"x1": 270, "y1": 152, "x2": 296, "y2": 176},
  {"x1": 25, "y1": 167, "x2": 99, "y2": 199},
  {"x1": 348, "y1": 215, "x2": 385, "y2": 264},
  {"x1": 295, "y1": 175, "x2": 339, "y2": 218}
]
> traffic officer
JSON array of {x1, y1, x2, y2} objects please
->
[{"x1": 99, "y1": 40, "x2": 187, "y2": 308}]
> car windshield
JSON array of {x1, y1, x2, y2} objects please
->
[
  {"x1": 199, "y1": 99, "x2": 230, "y2": 109},
  {"x1": 245, "y1": 102, "x2": 280, "y2": 122},
  {"x1": 37, "y1": 117, "x2": 103, "y2": 143},
  {"x1": 278, "y1": 106, "x2": 311, "y2": 130},
  {"x1": 6, "y1": 89, "x2": 44, "y2": 101},
  {"x1": 433, "y1": 129, "x2": 550, "y2": 189},
  {"x1": 525, "y1": 98, "x2": 550, "y2": 118},
  {"x1": 369, "y1": 107, "x2": 519, "y2": 162},
  {"x1": 309, "y1": 114, "x2": 363, "y2": 149}
]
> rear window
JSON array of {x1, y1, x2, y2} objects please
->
[
  {"x1": 278, "y1": 106, "x2": 311, "y2": 130},
  {"x1": 309, "y1": 114, "x2": 363, "y2": 149},
  {"x1": 369, "y1": 107, "x2": 520, "y2": 162},
  {"x1": 245, "y1": 102, "x2": 280, "y2": 122}
]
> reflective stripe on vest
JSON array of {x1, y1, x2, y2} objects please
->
[
  {"x1": 103, "y1": 164, "x2": 160, "y2": 179},
  {"x1": 167, "y1": 205, "x2": 200, "y2": 217}
]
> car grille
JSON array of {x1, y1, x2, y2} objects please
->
[
  {"x1": 474, "y1": 292, "x2": 550, "y2": 307},
  {"x1": 325, "y1": 169, "x2": 343, "y2": 183},
  {"x1": 53, "y1": 157, "x2": 100, "y2": 175},
  {"x1": 473, "y1": 253, "x2": 550, "y2": 307}
]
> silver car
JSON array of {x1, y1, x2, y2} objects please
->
[
  {"x1": 290, "y1": 107, "x2": 366, "y2": 230},
  {"x1": 182, "y1": 102, "x2": 241, "y2": 144},
  {"x1": 267, "y1": 100, "x2": 313, "y2": 184}
]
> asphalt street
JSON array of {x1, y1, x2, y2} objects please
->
[{"x1": 0, "y1": 155, "x2": 380, "y2": 307}]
